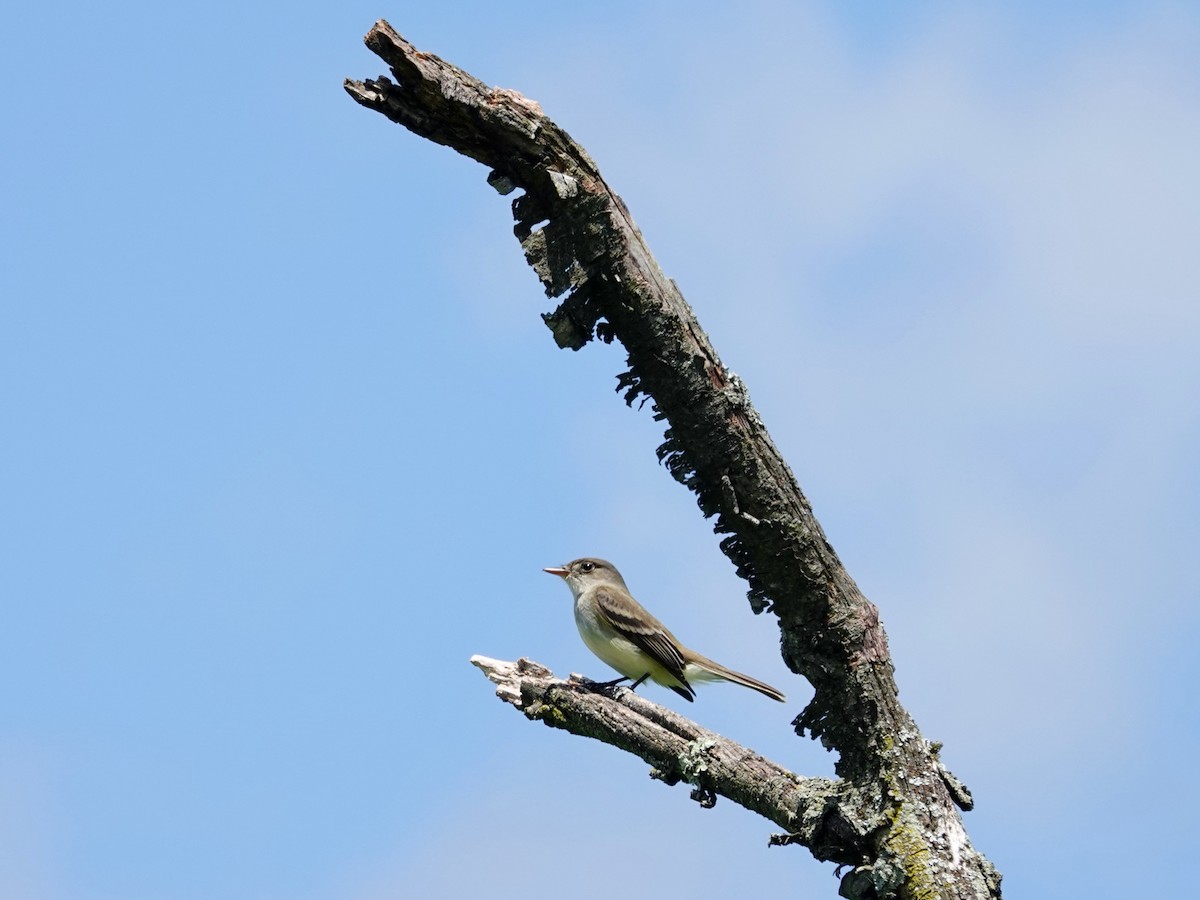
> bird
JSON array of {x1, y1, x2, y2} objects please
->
[{"x1": 543, "y1": 557, "x2": 785, "y2": 703}]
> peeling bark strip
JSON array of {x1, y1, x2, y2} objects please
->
[{"x1": 348, "y1": 21, "x2": 1000, "y2": 899}]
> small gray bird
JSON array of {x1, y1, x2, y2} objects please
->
[{"x1": 544, "y1": 557, "x2": 785, "y2": 703}]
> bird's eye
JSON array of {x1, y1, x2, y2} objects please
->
[{"x1": 580, "y1": 561, "x2": 594, "y2": 572}]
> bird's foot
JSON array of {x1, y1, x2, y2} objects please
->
[
  {"x1": 587, "y1": 676, "x2": 631, "y2": 693},
  {"x1": 586, "y1": 673, "x2": 651, "y2": 699}
]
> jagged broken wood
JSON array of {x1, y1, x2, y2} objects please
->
[{"x1": 348, "y1": 20, "x2": 1001, "y2": 900}]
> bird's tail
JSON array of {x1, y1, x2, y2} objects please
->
[{"x1": 686, "y1": 656, "x2": 786, "y2": 702}]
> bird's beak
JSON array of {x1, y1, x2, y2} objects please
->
[{"x1": 543, "y1": 566, "x2": 568, "y2": 578}]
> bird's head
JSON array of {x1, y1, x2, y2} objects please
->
[{"x1": 543, "y1": 557, "x2": 627, "y2": 596}]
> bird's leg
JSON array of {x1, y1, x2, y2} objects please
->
[
  {"x1": 588, "y1": 675, "x2": 631, "y2": 690},
  {"x1": 580, "y1": 672, "x2": 638, "y2": 700},
  {"x1": 587, "y1": 673, "x2": 650, "y2": 697}
]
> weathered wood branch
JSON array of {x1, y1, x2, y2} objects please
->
[
  {"x1": 348, "y1": 20, "x2": 1001, "y2": 899},
  {"x1": 470, "y1": 655, "x2": 865, "y2": 861}
]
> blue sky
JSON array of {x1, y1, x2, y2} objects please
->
[{"x1": 3, "y1": 2, "x2": 1198, "y2": 898}]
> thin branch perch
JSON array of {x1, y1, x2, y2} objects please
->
[
  {"x1": 349, "y1": 21, "x2": 1001, "y2": 899},
  {"x1": 470, "y1": 655, "x2": 863, "y2": 861}
]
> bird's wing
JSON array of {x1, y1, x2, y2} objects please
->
[{"x1": 592, "y1": 585, "x2": 689, "y2": 685}]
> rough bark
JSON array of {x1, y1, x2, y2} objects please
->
[{"x1": 347, "y1": 21, "x2": 1001, "y2": 899}]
